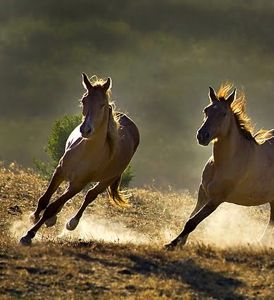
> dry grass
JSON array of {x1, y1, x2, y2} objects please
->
[{"x1": 0, "y1": 164, "x2": 273, "y2": 299}]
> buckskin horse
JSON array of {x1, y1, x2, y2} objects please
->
[
  {"x1": 20, "y1": 74, "x2": 140, "y2": 245},
  {"x1": 166, "y1": 84, "x2": 274, "y2": 249}
]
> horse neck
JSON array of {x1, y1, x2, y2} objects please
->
[
  {"x1": 85, "y1": 114, "x2": 109, "y2": 150},
  {"x1": 213, "y1": 115, "x2": 251, "y2": 164},
  {"x1": 84, "y1": 109, "x2": 118, "y2": 159}
]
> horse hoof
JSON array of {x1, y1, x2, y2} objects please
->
[
  {"x1": 164, "y1": 242, "x2": 177, "y2": 251},
  {"x1": 45, "y1": 215, "x2": 57, "y2": 227},
  {"x1": 19, "y1": 235, "x2": 32, "y2": 246},
  {"x1": 66, "y1": 218, "x2": 79, "y2": 231},
  {"x1": 29, "y1": 212, "x2": 39, "y2": 224}
]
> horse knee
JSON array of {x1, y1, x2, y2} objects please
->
[
  {"x1": 29, "y1": 212, "x2": 40, "y2": 224},
  {"x1": 36, "y1": 194, "x2": 50, "y2": 211},
  {"x1": 43, "y1": 202, "x2": 59, "y2": 219}
]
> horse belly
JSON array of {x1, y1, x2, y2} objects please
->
[
  {"x1": 205, "y1": 177, "x2": 271, "y2": 206},
  {"x1": 225, "y1": 187, "x2": 270, "y2": 206}
]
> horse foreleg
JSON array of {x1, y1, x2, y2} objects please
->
[
  {"x1": 30, "y1": 167, "x2": 64, "y2": 224},
  {"x1": 165, "y1": 201, "x2": 219, "y2": 250},
  {"x1": 66, "y1": 180, "x2": 112, "y2": 231},
  {"x1": 20, "y1": 185, "x2": 80, "y2": 245},
  {"x1": 176, "y1": 185, "x2": 208, "y2": 246}
]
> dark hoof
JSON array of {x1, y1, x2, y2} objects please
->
[
  {"x1": 19, "y1": 235, "x2": 32, "y2": 246},
  {"x1": 164, "y1": 242, "x2": 177, "y2": 251},
  {"x1": 164, "y1": 237, "x2": 187, "y2": 251},
  {"x1": 45, "y1": 215, "x2": 57, "y2": 227},
  {"x1": 66, "y1": 218, "x2": 79, "y2": 231}
]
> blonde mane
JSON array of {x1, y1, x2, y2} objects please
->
[{"x1": 217, "y1": 83, "x2": 273, "y2": 144}]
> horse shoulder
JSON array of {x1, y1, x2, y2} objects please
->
[
  {"x1": 201, "y1": 157, "x2": 236, "y2": 202},
  {"x1": 201, "y1": 157, "x2": 214, "y2": 185}
]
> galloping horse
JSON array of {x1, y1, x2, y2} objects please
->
[
  {"x1": 166, "y1": 84, "x2": 274, "y2": 249},
  {"x1": 20, "y1": 73, "x2": 140, "y2": 245}
]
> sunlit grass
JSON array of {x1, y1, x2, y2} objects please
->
[{"x1": 0, "y1": 165, "x2": 273, "y2": 299}]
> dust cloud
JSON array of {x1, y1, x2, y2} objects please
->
[
  {"x1": 192, "y1": 203, "x2": 272, "y2": 248},
  {"x1": 10, "y1": 214, "x2": 32, "y2": 241},
  {"x1": 58, "y1": 215, "x2": 150, "y2": 245},
  {"x1": 9, "y1": 191, "x2": 272, "y2": 248}
]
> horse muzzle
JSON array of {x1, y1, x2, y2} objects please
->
[
  {"x1": 197, "y1": 130, "x2": 211, "y2": 146},
  {"x1": 80, "y1": 123, "x2": 94, "y2": 138}
]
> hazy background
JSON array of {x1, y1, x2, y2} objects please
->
[{"x1": 1, "y1": 0, "x2": 274, "y2": 190}]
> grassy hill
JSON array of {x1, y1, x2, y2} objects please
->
[{"x1": 0, "y1": 165, "x2": 273, "y2": 299}]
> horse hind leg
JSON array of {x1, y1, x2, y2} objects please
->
[
  {"x1": 30, "y1": 167, "x2": 64, "y2": 224},
  {"x1": 107, "y1": 175, "x2": 129, "y2": 207},
  {"x1": 66, "y1": 178, "x2": 117, "y2": 231}
]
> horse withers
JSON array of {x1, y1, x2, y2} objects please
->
[
  {"x1": 20, "y1": 74, "x2": 140, "y2": 245},
  {"x1": 166, "y1": 84, "x2": 274, "y2": 249}
]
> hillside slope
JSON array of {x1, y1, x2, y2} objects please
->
[{"x1": 0, "y1": 165, "x2": 273, "y2": 299}]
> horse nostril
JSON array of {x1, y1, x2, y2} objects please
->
[
  {"x1": 204, "y1": 132, "x2": 210, "y2": 139},
  {"x1": 80, "y1": 124, "x2": 92, "y2": 136}
]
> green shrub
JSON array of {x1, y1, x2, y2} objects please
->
[
  {"x1": 35, "y1": 114, "x2": 134, "y2": 187},
  {"x1": 121, "y1": 165, "x2": 134, "y2": 187},
  {"x1": 46, "y1": 115, "x2": 82, "y2": 164}
]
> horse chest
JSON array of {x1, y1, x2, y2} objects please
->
[
  {"x1": 61, "y1": 147, "x2": 107, "y2": 182},
  {"x1": 204, "y1": 178, "x2": 235, "y2": 201},
  {"x1": 202, "y1": 161, "x2": 238, "y2": 200}
]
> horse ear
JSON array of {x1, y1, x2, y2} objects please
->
[
  {"x1": 103, "y1": 77, "x2": 112, "y2": 92},
  {"x1": 226, "y1": 88, "x2": 236, "y2": 105},
  {"x1": 209, "y1": 86, "x2": 218, "y2": 102},
  {"x1": 82, "y1": 73, "x2": 92, "y2": 90}
]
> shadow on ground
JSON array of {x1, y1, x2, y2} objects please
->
[{"x1": 69, "y1": 244, "x2": 244, "y2": 299}]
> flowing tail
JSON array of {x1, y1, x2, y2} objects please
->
[{"x1": 107, "y1": 176, "x2": 129, "y2": 207}]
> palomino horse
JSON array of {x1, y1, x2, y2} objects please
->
[
  {"x1": 166, "y1": 84, "x2": 274, "y2": 249},
  {"x1": 20, "y1": 73, "x2": 140, "y2": 245}
]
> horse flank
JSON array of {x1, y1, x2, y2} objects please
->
[{"x1": 217, "y1": 83, "x2": 274, "y2": 144}]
